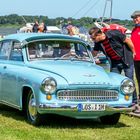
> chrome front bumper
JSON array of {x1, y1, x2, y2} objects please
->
[{"x1": 38, "y1": 103, "x2": 133, "y2": 118}]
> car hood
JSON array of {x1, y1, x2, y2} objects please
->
[{"x1": 27, "y1": 60, "x2": 112, "y2": 85}]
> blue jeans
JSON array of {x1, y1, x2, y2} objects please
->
[{"x1": 110, "y1": 62, "x2": 137, "y2": 103}]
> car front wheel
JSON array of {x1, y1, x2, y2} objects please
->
[
  {"x1": 100, "y1": 113, "x2": 121, "y2": 125},
  {"x1": 26, "y1": 90, "x2": 44, "y2": 126}
]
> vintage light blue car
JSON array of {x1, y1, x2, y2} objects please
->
[{"x1": 0, "y1": 33, "x2": 135, "y2": 126}]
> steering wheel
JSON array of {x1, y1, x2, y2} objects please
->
[{"x1": 61, "y1": 52, "x2": 80, "y2": 59}]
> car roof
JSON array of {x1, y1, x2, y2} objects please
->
[{"x1": 3, "y1": 33, "x2": 84, "y2": 43}]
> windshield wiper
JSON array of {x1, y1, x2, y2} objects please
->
[
  {"x1": 53, "y1": 57, "x2": 64, "y2": 60},
  {"x1": 69, "y1": 57, "x2": 92, "y2": 62}
]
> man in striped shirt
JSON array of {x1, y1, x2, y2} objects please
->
[{"x1": 89, "y1": 27, "x2": 137, "y2": 105}]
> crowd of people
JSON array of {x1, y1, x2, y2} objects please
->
[
  {"x1": 32, "y1": 21, "x2": 47, "y2": 33},
  {"x1": 88, "y1": 10, "x2": 140, "y2": 113}
]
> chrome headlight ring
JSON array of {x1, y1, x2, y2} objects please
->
[
  {"x1": 120, "y1": 79, "x2": 135, "y2": 94},
  {"x1": 40, "y1": 77, "x2": 57, "y2": 94}
]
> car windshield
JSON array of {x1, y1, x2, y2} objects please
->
[{"x1": 27, "y1": 40, "x2": 92, "y2": 62}]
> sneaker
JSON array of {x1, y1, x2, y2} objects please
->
[
  {"x1": 132, "y1": 104, "x2": 140, "y2": 114},
  {"x1": 138, "y1": 95, "x2": 140, "y2": 105}
]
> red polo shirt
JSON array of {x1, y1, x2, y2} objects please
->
[{"x1": 131, "y1": 26, "x2": 140, "y2": 61}]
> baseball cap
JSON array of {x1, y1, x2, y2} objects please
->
[{"x1": 131, "y1": 10, "x2": 140, "y2": 18}]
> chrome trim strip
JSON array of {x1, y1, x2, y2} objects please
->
[{"x1": 0, "y1": 100, "x2": 21, "y2": 110}]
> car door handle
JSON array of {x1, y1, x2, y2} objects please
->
[{"x1": 3, "y1": 66, "x2": 7, "y2": 69}]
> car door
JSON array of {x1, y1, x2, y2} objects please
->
[
  {"x1": 0, "y1": 41, "x2": 3, "y2": 101},
  {"x1": 0, "y1": 40, "x2": 13, "y2": 103},
  {"x1": 0, "y1": 40, "x2": 23, "y2": 106}
]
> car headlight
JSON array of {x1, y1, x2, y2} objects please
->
[
  {"x1": 120, "y1": 79, "x2": 135, "y2": 94},
  {"x1": 41, "y1": 77, "x2": 57, "y2": 94}
]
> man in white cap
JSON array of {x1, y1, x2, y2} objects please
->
[{"x1": 131, "y1": 11, "x2": 140, "y2": 108}]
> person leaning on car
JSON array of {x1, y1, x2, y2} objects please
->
[
  {"x1": 131, "y1": 11, "x2": 140, "y2": 102},
  {"x1": 89, "y1": 27, "x2": 138, "y2": 105}
]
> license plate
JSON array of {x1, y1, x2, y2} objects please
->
[{"x1": 77, "y1": 103, "x2": 106, "y2": 112}]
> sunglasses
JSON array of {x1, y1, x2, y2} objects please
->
[
  {"x1": 90, "y1": 33, "x2": 101, "y2": 40},
  {"x1": 132, "y1": 16, "x2": 140, "y2": 19}
]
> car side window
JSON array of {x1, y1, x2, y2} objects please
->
[
  {"x1": 0, "y1": 41, "x2": 12, "y2": 60},
  {"x1": 9, "y1": 42, "x2": 23, "y2": 61}
]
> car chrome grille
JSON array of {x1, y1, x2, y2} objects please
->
[{"x1": 57, "y1": 89, "x2": 118, "y2": 101}]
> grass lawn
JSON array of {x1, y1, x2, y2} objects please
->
[{"x1": 0, "y1": 105, "x2": 140, "y2": 140}]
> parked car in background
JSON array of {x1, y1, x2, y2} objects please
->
[
  {"x1": 18, "y1": 23, "x2": 61, "y2": 34},
  {"x1": 46, "y1": 26, "x2": 61, "y2": 33},
  {"x1": 0, "y1": 33, "x2": 135, "y2": 126},
  {"x1": 18, "y1": 23, "x2": 34, "y2": 33}
]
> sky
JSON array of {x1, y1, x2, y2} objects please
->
[{"x1": 0, "y1": 0, "x2": 140, "y2": 20}]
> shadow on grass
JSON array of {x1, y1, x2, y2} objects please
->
[
  {"x1": 0, "y1": 104, "x2": 130, "y2": 129},
  {"x1": 0, "y1": 104, "x2": 25, "y2": 121}
]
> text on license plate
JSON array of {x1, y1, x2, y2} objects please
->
[{"x1": 77, "y1": 104, "x2": 106, "y2": 111}]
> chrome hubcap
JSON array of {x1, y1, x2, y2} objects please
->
[{"x1": 28, "y1": 94, "x2": 37, "y2": 121}]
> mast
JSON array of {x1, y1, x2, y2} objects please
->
[
  {"x1": 101, "y1": 0, "x2": 113, "y2": 24},
  {"x1": 21, "y1": 16, "x2": 27, "y2": 24}
]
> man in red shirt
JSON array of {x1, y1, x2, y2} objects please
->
[{"x1": 131, "y1": 11, "x2": 140, "y2": 102}]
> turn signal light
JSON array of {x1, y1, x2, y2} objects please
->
[
  {"x1": 124, "y1": 95, "x2": 130, "y2": 101},
  {"x1": 46, "y1": 94, "x2": 52, "y2": 100}
]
